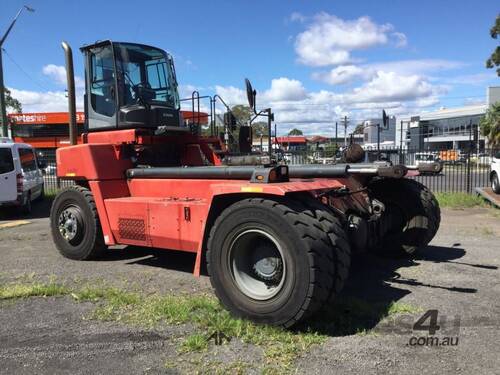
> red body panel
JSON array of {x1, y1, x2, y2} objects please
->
[
  {"x1": 56, "y1": 129, "x2": 359, "y2": 275},
  {"x1": 104, "y1": 196, "x2": 208, "y2": 252},
  {"x1": 57, "y1": 144, "x2": 132, "y2": 180},
  {"x1": 127, "y1": 178, "x2": 346, "y2": 198}
]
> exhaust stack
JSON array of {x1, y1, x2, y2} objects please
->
[{"x1": 61, "y1": 41, "x2": 77, "y2": 146}]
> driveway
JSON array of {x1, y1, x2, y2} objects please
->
[{"x1": 0, "y1": 200, "x2": 499, "y2": 374}]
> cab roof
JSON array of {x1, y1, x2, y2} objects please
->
[{"x1": 79, "y1": 40, "x2": 167, "y2": 53}]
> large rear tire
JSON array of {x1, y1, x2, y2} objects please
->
[
  {"x1": 206, "y1": 197, "x2": 336, "y2": 327},
  {"x1": 292, "y1": 194, "x2": 351, "y2": 305},
  {"x1": 369, "y1": 178, "x2": 441, "y2": 257},
  {"x1": 50, "y1": 185, "x2": 106, "y2": 260}
]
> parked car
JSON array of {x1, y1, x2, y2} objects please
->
[
  {"x1": 0, "y1": 139, "x2": 45, "y2": 213},
  {"x1": 491, "y1": 150, "x2": 500, "y2": 194}
]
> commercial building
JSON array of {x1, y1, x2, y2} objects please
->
[
  {"x1": 395, "y1": 86, "x2": 500, "y2": 151},
  {"x1": 7, "y1": 110, "x2": 207, "y2": 158}
]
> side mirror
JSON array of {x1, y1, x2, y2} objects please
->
[
  {"x1": 382, "y1": 109, "x2": 388, "y2": 129},
  {"x1": 245, "y1": 78, "x2": 256, "y2": 112}
]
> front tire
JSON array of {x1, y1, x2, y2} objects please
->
[
  {"x1": 50, "y1": 185, "x2": 106, "y2": 260},
  {"x1": 369, "y1": 178, "x2": 441, "y2": 257},
  {"x1": 36, "y1": 184, "x2": 45, "y2": 202},
  {"x1": 21, "y1": 192, "x2": 32, "y2": 215},
  {"x1": 207, "y1": 197, "x2": 335, "y2": 327},
  {"x1": 492, "y1": 172, "x2": 500, "y2": 194}
]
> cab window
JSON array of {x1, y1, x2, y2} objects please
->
[
  {"x1": 19, "y1": 148, "x2": 37, "y2": 172},
  {"x1": 90, "y1": 45, "x2": 116, "y2": 117},
  {"x1": 0, "y1": 148, "x2": 14, "y2": 174}
]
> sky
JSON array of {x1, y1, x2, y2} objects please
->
[{"x1": 1, "y1": 0, "x2": 499, "y2": 135}]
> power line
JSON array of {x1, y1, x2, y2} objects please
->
[{"x1": 2, "y1": 47, "x2": 49, "y2": 91}]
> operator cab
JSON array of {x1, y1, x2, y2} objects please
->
[{"x1": 81, "y1": 41, "x2": 183, "y2": 131}]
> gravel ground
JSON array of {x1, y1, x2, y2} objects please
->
[{"x1": 0, "y1": 200, "x2": 499, "y2": 374}]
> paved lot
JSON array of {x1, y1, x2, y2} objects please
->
[{"x1": 0, "y1": 199, "x2": 499, "y2": 374}]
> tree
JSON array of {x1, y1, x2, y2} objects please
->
[
  {"x1": 252, "y1": 121, "x2": 268, "y2": 137},
  {"x1": 354, "y1": 123, "x2": 365, "y2": 134},
  {"x1": 486, "y1": 14, "x2": 500, "y2": 76},
  {"x1": 230, "y1": 105, "x2": 252, "y2": 124},
  {"x1": 288, "y1": 128, "x2": 303, "y2": 136},
  {"x1": 4, "y1": 87, "x2": 22, "y2": 113},
  {"x1": 480, "y1": 102, "x2": 500, "y2": 147}
]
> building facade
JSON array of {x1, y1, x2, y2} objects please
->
[{"x1": 395, "y1": 86, "x2": 500, "y2": 151}]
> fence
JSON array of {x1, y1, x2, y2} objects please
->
[
  {"x1": 284, "y1": 147, "x2": 496, "y2": 194},
  {"x1": 38, "y1": 147, "x2": 496, "y2": 195},
  {"x1": 39, "y1": 152, "x2": 72, "y2": 193}
]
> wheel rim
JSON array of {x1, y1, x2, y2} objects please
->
[
  {"x1": 58, "y1": 205, "x2": 83, "y2": 244},
  {"x1": 229, "y1": 229, "x2": 286, "y2": 301}
]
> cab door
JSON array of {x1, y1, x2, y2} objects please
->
[{"x1": 0, "y1": 147, "x2": 17, "y2": 202}]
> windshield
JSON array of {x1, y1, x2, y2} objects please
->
[{"x1": 114, "y1": 43, "x2": 179, "y2": 109}]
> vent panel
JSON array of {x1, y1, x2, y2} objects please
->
[{"x1": 118, "y1": 218, "x2": 146, "y2": 241}]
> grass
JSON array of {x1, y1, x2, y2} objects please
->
[
  {"x1": 435, "y1": 192, "x2": 487, "y2": 209},
  {"x1": 0, "y1": 280, "x2": 69, "y2": 299},
  {"x1": 0, "y1": 280, "x2": 421, "y2": 373},
  {"x1": 179, "y1": 333, "x2": 209, "y2": 353}
]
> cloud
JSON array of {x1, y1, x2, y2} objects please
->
[
  {"x1": 312, "y1": 65, "x2": 368, "y2": 85},
  {"x1": 445, "y1": 72, "x2": 497, "y2": 86},
  {"x1": 212, "y1": 73, "x2": 444, "y2": 135},
  {"x1": 392, "y1": 32, "x2": 408, "y2": 47},
  {"x1": 7, "y1": 87, "x2": 84, "y2": 113},
  {"x1": 294, "y1": 13, "x2": 405, "y2": 66},
  {"x1": 42, "y1": 64, "x2": 85, "y2": 89},
  {"x1": 215, "y1": 85, "x2": 248, "y2": 106},
  {"x1": 313, "y1": 59, "x2": 464, "y2": 86},
  {"x1": 289, "y1": 12, "x2": 306, "y2": 23},
  {"x1": 463, "y1": 97, "x2": 486, "y2": 106},
  {"x1": 369, "y1": 59, "x2": 465, "y2": 76},
  {"x1": 262, "y1": 77, "x2": 307, "y2": 102},
  {"x1": 343, "y1": 71, "x2": 435, "y2": 103}
]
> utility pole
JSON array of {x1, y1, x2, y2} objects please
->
[
  {"x1": 377, "y1": 122, "x2": 380, "y2": 160},
  {"x1": 335, "y1": 121, "x2": 338, "y2": 148},
  {"x1": 399, "y1": 120, "x2": 403, "y2": 164},
  {"x1": 343, "y1": 116, "x2": 348, "y2": 147},
  {"x1": 0, "y1": 5, "x2": 35, "y2": 137}
]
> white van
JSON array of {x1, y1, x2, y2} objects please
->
[
  {"x1": 491, "y1": 150, "x2": 500, "y2": 194},
  {"x1": 0, "y1": 139, "x2": 44, "y2": 213}
]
